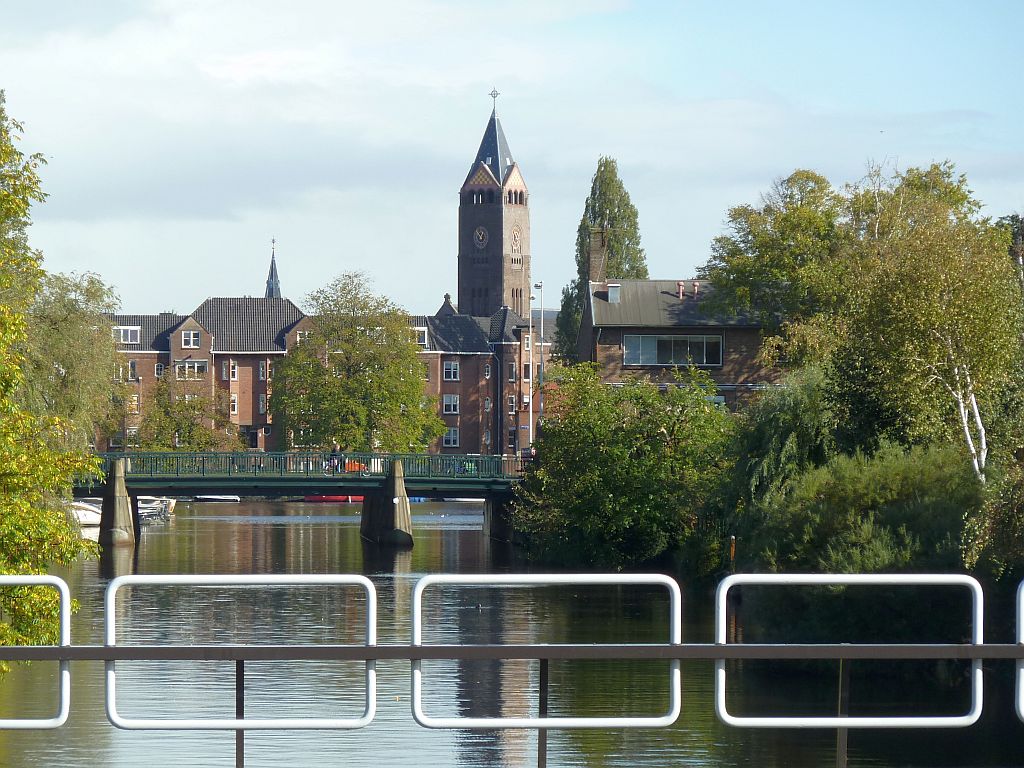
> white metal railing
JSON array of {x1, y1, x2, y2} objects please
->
[
  {"x1": 715, "y1": 573, "x2": 984, "y2": 729},
  {"x1": 0, "y1": 575, "x2": 71, "y2": 729},
  {"x1": 104, "y1": 574, "x2": 377, "y2": 730},
  {"x1": 410, "y1": 573, "x2": 682, "y2": 729}
]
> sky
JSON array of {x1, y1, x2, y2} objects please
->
[{"x1": 2, "y1": 0, "x2": 1022, "y2": 316}]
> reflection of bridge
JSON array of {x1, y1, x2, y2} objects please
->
[{"x1": 77, "y1": 451, "x2": 526, "y2": 498}]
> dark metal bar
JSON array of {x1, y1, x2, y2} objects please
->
[
  {"x1": 538, "y1": 658, "x2": 548, "y2": 768},
  {"x1": 836, "y1": 659, "x2": 850, "y2": 768},
  {"x1": 236, "y1": 659, "x2": 244, "y2": 768},
  {"x1": 6, "y1": 643, "x2": 1024, "y2": 662}
]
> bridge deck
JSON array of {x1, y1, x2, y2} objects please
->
[{"x1": 76, "y1": 451, "x2": 525, "y2": 498}]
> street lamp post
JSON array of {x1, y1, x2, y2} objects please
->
[
  {"x1": 528, "y1": 296, "x2": 534, "y2": 446},
  {"x1": 533, "y1": 281, "x2": 544, "y2": 426}
]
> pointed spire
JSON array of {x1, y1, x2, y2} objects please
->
[
  {"x1": 467, "y1": 92, "x2": 514, "y2": 185},
  {"x1": 265, "y1": 239, "x2": 282, "y2": 299}
]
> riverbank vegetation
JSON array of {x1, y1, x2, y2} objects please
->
[
  {"x1": 523, "y1": 162, "x2": 1024, "y2": 595},
  {"x1": 0, "y1": 93, "x2": 107, "y2": 655}
]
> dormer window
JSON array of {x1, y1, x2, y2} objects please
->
[
  {"x1": 414, "y1": 327, "x2": 428, "y2": 348},
  {"x1": 608, "y1": 283, "x2": 621, "y2": 304},
  {"x1": 114, "y1": 326, "x2": 140, "y2": 344}
]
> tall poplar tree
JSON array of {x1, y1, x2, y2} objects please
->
[{"x1": 555, "y1": 157, "x2": 647, "y2": 360}]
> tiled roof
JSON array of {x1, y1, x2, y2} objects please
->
[
  {"x1": 589, "y1": 280, "x2": 760, "y2": 328},
  {"x1": 192, "y1": 297, "x2": 305, "y2": 352},
  {"x1": 486, "y1": 306, "x2": 527, "y2": 343},
  {"x1": 465, "y1": 109, "x2": 515, "y2": 186},
  {"x1": 410, "y1": 313, "x2": 493, "y2": 353},
  {"x1": 110, "y1": 313, "x2": 187, "y2": 351}
]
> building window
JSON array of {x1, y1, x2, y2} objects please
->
[
  {"x1": 507, "y1": 394, "x2": 516, "y2": 413},
  {"x1": 175, "y1": 360, "x2": 208, "y2": 380},
  {"x1": 483, "y1": 363, "x2": 491, "y2": 379},
  {"x1": 295, "y1": 330, "x2": 309, "y2": 345},
  {"x1": 259, "y1": 393, "x2": 267, "y2": 414},
  {"x1": 125, "y1": 427, "x2": 139, "y2": 448},
  {"x1": 507, "y1": 428, "x2": 516, "y2": 451},
  {"x1": 442, "y1": 393, "x2": 460, "y2": 414},
  {"x1": 109, "y1": 432, "x2": 123, "y2": 450},
  {"x1": 507, "y1": 362, "x2": 516, "y2": 382},
  {"x1": 128, "y1": 393, "x2": 140, "y2": 414},
  {"x1": 483, "y1": 429, "x2": 491, "y2": 446},
  {"x1": 113, "y1": 326, "x2": 140, "y2": 344},
  {"x1": 414, "y1": 327, "x2": 428, "y2": 348},
  {"x1": 623, "y1": 334, "x2": 723, "y2": 367},
  {"x1": 230, "y1": 360, "x2": 238, "y2": 381},
  {"x1": 181, "y1": 330, "x2": 200, "y2": 349},
  {"x1": 268, "y1": 362, "x2": 275, "y2": 378},
  {"x1": 221, "y1": 360, "x2": 229, "y2": 380},
  {"x1": 230, "y1": 393, "x2": 238, "y2": 415},
  {"x1": 443, "y1": 360, "x2": 460, "y2": 381},
  {"x1": 443, "y1": 427, "x2": 460, "y2": 448},
  {"x1": 263, "y1": 425, "x2": 272, "y2": 436},
  {"x1": 484, "y1": 397, "x2": 492, "y2": 412},
  {"x1": 522, "y1": 362, "x2": 531, "y2": 381},
  {"x1": 522, "y1": 392, "x2": 531, "y2": 406},
  {"x1": 155, "y1": 362, "x2": 165, "y2": 378},
  {"x1": 259, "y1": 361, "x2": 266, "y2": 381},
  {"x1": 127, "y1": 360, "x2": 137, "y2": 381}
]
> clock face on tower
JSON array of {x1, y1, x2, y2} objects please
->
[{"x1": 474, "y1": 226, "x2": 489, "y2": 249}]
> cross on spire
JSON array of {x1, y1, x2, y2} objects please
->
[{"x1": 489, "y1": 87, "x2": 500, "y2": 112}]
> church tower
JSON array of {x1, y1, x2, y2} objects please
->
[{"x1": 457, "y1": 96, "x2": 531, "y2": 318}]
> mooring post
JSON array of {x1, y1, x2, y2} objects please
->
[
  {"x1": 236, "y1": 659, "x2": 245, "y2": 768},
  {"x1": 537, "y1": 657, "x2": 549, "y2": 768},
  {"x1": 835, "y1": 658, "x2": 850, "y2": 768}
]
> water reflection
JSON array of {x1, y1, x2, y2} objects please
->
[{"x1": 0, "y1": 500, "x2": 1022, "y2": 766}]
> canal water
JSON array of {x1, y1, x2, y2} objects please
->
[{"x1": 1, "y1": 500, "x2": 1023, "y2": 767}]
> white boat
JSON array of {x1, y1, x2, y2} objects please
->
[
  {"x1": 69, "y1": 501, "x2": 102, "y2": 528},
  {"x1": 195, "y1": 495, "x2": 241, "y2": 503},
  {"x1": 137, "y1": 496, "x2": 175, "y2": 522}
]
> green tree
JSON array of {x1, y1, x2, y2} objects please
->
[
  {"x1": 555, "y1": 157, "x2": 647, "y2": 360},
  {"x1": 19, "y1": 271, "x2": 124, "y2": 449},
  {"x1": 0, "y1": 91, "x2": 96, "y2": 655},
  {"x1": 136, "y1": 376, "x2": 242, "y2": 451},
  {"x1": 827, "y1": 164, "x2": 1022, "y2": 479},
  {"x1": 698, "y1": 170, "x2": 845, "y2": 334},
  {"x1": 514, "y1": 364, "x2": 733, "y2": 568},
  {"x1": 272, "y1": 272, "x2": 444, "y2": 451}
]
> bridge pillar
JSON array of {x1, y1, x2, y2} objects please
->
[
  {"x1": 100, "y1": 458, "x2": 136, "y2": 548},
  {"x1": 360, "y1": 459, "x2": 414, "y2": 548},
  {"x1": 483, "y1": 497, "x2": 514, "y2": 542}
]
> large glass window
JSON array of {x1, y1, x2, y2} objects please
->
[
  {"x1": 175, "y1": 360, "x2": 208, "y2": 380},
  {"x1": 443, "y1": 360, "x2": 460, "y2": 381},
  {"x1": 442, "y1": 393, "x2": 460, "y2": 414},
  {"x1": 623, "y1": 334, "x2": 722, "y2": 366},
  {"x1": 443, "y1": 427, "x2": 460, "y2": 448}
]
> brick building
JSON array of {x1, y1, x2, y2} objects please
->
[
  {"x1": 106, "y1": 105, "x2": 546, "y2": 455},
  {"x1": 575, "y1": 234, "x2": 776, "y2": 407}
]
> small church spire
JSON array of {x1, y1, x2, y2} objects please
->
[{"x1": 265, "y1": 238, "x2": 282, "y2": 299}]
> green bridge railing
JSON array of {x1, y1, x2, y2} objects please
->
[{"x1": 95, "y1": 451, "x2": 526, "y2": 481}]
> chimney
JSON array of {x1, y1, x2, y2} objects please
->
[
  {"x1": 677, "y1": 280, "x2": 686, "y2": 300},
  {"x1": 588, "y1": 226, "x2": 608, "y2": 283}
]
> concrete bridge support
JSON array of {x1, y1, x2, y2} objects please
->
[
  {"x1": 100, "y1": 458, "x2": 136, "y2": 548},
  {"x1": 483, "y1": 498, "x2": 514, "y2": 542},
  {"x1": 360, "y1": 459, "x2": 414, "y2": 548}
]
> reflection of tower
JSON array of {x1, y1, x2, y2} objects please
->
[
  {"x1": 453, "y1": 585, "x2": 535, "y2": 765},
  {"x1": 457, "y1": 94, "x2": 532, "y2": 318}
]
